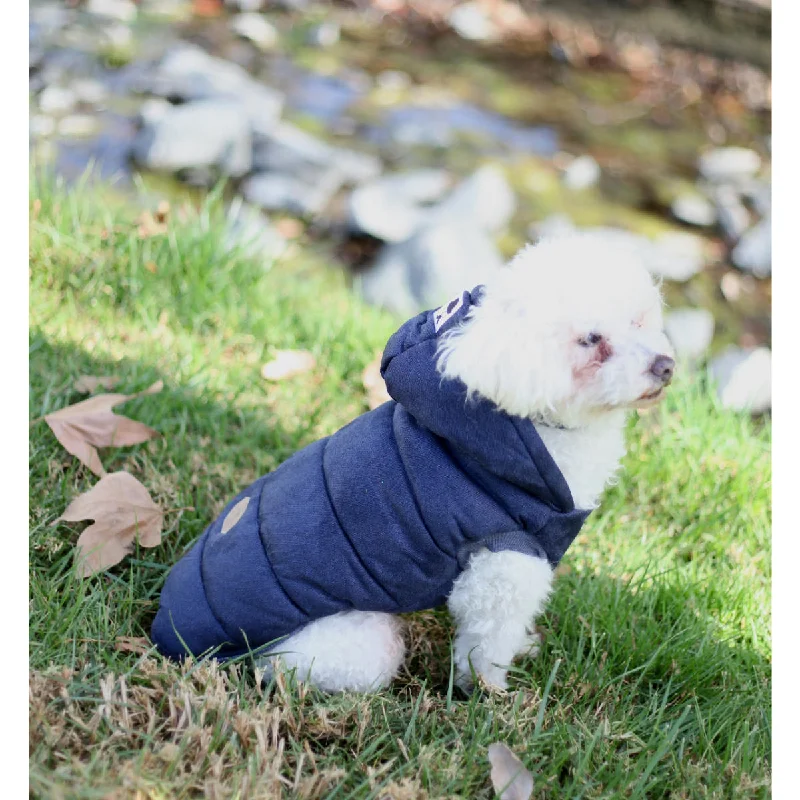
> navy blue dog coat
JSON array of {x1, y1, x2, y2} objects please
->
[{"x1": 151, "y1": 287, "x2": 590, "y2": 660}]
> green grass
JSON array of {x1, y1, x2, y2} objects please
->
[{"x1": 29, "y1": 174, "x2": 771, "y2": 798}]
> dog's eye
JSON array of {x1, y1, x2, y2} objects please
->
[
  {"x1": 631, "y1": 317, "x2": 643, "y2": 329},
  {"x1": 578, "y1": 332, "x2": 603, "y2": 347}
]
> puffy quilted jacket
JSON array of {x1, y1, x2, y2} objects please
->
[{"x1": 151, "y1": 287, "x2": 590, "y2": 660}]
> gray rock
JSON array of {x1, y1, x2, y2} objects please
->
[
  {"x1": 698, "y1": 147, "x2": 762, "y2": 183},
  {"x1": 149, "y1": 44, "x2": 248, "y2": 99},
  {"x1": 57, "y1": 114, "x2": 98, "y2": 137},
  {"x1": 648, "y1": 232, "x2": 705, "y2": 282},
  {"x1": 713, "y1": 186, "x2": 751, "y2": 242},
  {"x1": 732, "y1": 216, "x2": 771, "y2": 278},
  {"x1": 742, "y1": 180, "x2": 771, "y2": 216},
  {"x1": 60, "y1": 25, "x2": 101, "y2": 51},
  {"x1": 562, "y1": 155, "x2": 600, "y2": 191},
  {"x1": 137, "y1": 98, "x2": 172, "y2": 125},
  {"x1": 719, "y1": 271, "x2": 751, "y2": 303},
  {"x1": 388, "y1": 116, "x2": 455, "y2": 149},
  {"x1": 306, "y1": 21, "x2": 340, "y2": 48},
  {"x1": 133, "y1": 100, "x2": 252, "y2": 177},
  {"x1": 252, "y1": 122, "x2": 337, "y2": 177},
  {"x1": 137, "y1": 0, "x2": 191, "y2": 17},
  {"x1": 224, "y1": 198, "x2": 287, "y2": 260},
  {"x1": 448, "y1": 2, "x2": 497, "y2": 41},
  {"x1": 148, "y1": 44, "x2": 283, "y2": 133},
  {"x1": 347, "y1": 169, "x2": 452, "y2": 242},
  {"x1": 431, "y1": 164, "x2": 515, "y2": 234},
  {"x1": 529, "y1": 214, "x2": 576, "y2": 241},
  {"x1": 336, "y1": 148, "x2": 383, "y2": 185},
  {"x1": 38, "y1": 85, "x2": 76, "y2": 115},
  {"x1": 30, "y1": 45, "x2": 45, "y2": 72},
  {"x1": 671, "y1": 194, "x2": 716, "y2": 227},
  {"x1": 573, "y1": 228, "x2": 703, "y2": 282},
  {"x1": 30, "y1": 3, "x2": 73, "y2": 36},
  {"x1": 664, "y1": 308, "x2": 715, "y2": 362},
  {"x1": 241, "y1": 170, "x2": 343, "y2": 216},
  {"x1": 224, "y1": 0, "x2": 264, "y2": 11},
  {"x1": 230, "y1": 13, "x2": 279, "y2": 50},
  {"x1": 29, "y1": 115, "x2": 56, "y2": 138},
  {"x1": 376, "y1": 70, "x2": 412, "y2": 92},
  {"x1": 233, "y1": 82, "x2": 286, "y2": 137},
  {"x1": 101, "y1": 21, "x2": 134, "y2": 50},
  {"x1": 86, "y1": 0, "x2": 137, "y2": 22},
  {"x1": 253, "y1": 122, "x2": 380, "y2": 184},
  {"x1": 270, "y1": 0, "x2": 311, "y2": 8},
  {"x1": 357, "y1": 222, "x2": 504, "y2": 316},
  {"x1": 527, "y1": 223, "x2": 703, "y2": 282},
  {"x1": 39, "y1": 47, "x2": 95, "y2": 83},
  {"x1": 709, "y1": 346, "x2": 771, "y2": 413},
  {"x1": 71, "y1": 78, "x2": 107, "y2": 106},
  {"x1": 29, "y1": 74, "x2": 46, "y2": 95}
]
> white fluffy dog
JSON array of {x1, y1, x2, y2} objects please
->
[{"x1": 257, "y1": 232, "x2": 675, "y2": 693}]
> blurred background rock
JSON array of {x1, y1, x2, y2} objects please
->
[{"x1": 29, "y1": 0, "x2": 771, "y2": 413}]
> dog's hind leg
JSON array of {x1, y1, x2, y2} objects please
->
[
  {"x1": 256, "y1": 611, "x2": 405, "y2": 693},
  {"x1": 448, "y1": 548, "x2": 554, "y2": 692}
]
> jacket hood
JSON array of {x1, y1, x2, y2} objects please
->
[{"x1": 380, "y1": 287, "x2": 578, "y2": 514}]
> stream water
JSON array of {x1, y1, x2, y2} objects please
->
[{"x1": 30, "y1": 1, "x2": 771, "y2": 359}]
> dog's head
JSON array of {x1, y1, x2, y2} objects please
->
[{"x1": 437, "y1": 233, "x2": 675, "y2": 429}]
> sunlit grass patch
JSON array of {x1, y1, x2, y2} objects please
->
[{"x1": 30, "y1": 176, "x2": 770, "y2": 798}]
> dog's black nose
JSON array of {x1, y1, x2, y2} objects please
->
[{"x1": 650, "y1": 355, "x2": 675, "y2": 384}]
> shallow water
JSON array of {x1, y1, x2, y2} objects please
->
[{"x1": 30, "y1": 1, "x2": 771, "y2": 352}]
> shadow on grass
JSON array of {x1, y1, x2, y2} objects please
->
[
  {"x1": 30, "y1": 332, "x2": 770, "y2": 778},
  {"x1": 29, "y1": 331, "x2": 323, "y2": 671}
]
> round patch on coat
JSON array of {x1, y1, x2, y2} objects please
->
[{"x1": 221, "y1": 497, "x2": 250, "y2": 534}]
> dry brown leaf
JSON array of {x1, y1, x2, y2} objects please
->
[
  {"x1": 45, "y1": 380, "x2": 163, "y2": 476},
  {"x1": 154, "y1": 200, "x2": 170, "y2": 223},
  {"x1": 136, "y1": 202, "x2": 170, "y2": 238},
  {"x1": 274, "y1": 218, "x2": 304, "y2": 239},
  {"x1": 74, "y1": 375, "x2": 121, "y2": 394},
  {"x1": 488, "y1": 743, "x2": 534, "y2": 800},
  {"x1": 57, "y1": 471, "x2": 164, "y2": 577},
  {"x1": 115, "y1": 636, "x2": 151, "y2": 655},
  {"x1": 192, "y1": 0, "x2": 223, "y2": 16},
  {"x1": 362, "y1": 352, "x2": 391, "y2": 410},
  {"x1": 261, "y1": 350, "x2": 316, "y2": 381},
  {"x1": 136, "y1": 213, "x2": 167, "y2": 238}
]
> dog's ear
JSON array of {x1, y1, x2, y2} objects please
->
[{"x1": 436, "y1": 289, "x2": 573, "y2": 419}]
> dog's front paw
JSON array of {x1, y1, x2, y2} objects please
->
[
  {"x1": 477, "y1": 664, "x2": 509, "y2": 692},
  {"x1": 455, "y1": 648, "x2": 509, "y2": 693}
]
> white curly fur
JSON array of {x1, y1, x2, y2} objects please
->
[
  {"x1": 259, "y1": 232, "x2": 674, "y2": 693},
  {"x1": 448, "y1": 549, "x2": 553, "y2": 691},
  {"x1": 257, "y1": 611, "x2": 405, "y2": 693}
]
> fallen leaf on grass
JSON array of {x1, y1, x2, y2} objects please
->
[
  {"x1": 192, "y1": 0, "x2": 223, "y2": 16},
  {"x1": 488, "y1": 743, "x2": 534, "y2": 800},
  {"x1": 136, "y1": 201, "x2": 171, "y2": 238},
  {"x1": 274, "y1": 218, "x2": 304, "y2": 239},
  {"x1": 56, "y1": 471, "x2": 164, "y2": 577},
  {"x1": 362, "y1": 352, "x2": 391, "y2": 409},
  {"x1": 157, "y1": 743, "x2": 181, "y2": 762},
  {"x1": 73, "y1": 375, "x2": 121, "y2": 393},
  {"x1": 115, "y1": 636, "x2": 151, "y2": 655},
  {"x1": 45, "y1": 380, "x2": 163, "y2": 476},
  {"x1": 261, "y1": 350, "x2": 316, "y2": 381}
]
